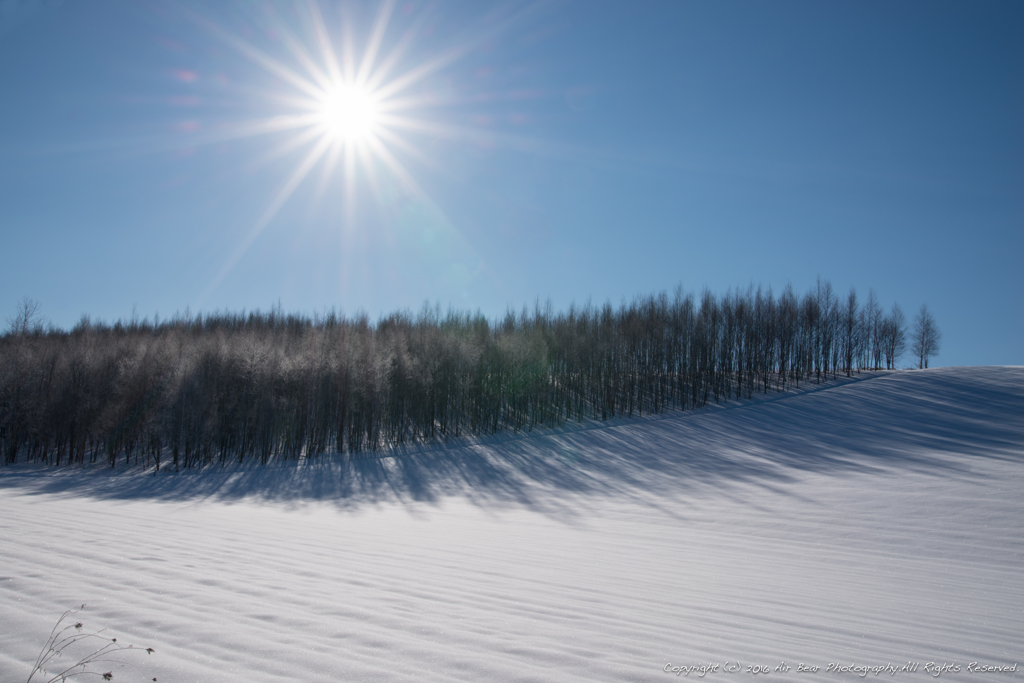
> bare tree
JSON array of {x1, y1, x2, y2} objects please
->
[
  {"x1": 6, "y1": 297, "x2": 44, "y2": 336},
  {"x1": 881, "y1": 303, "x2": 907, "y2": 370},
  {"x1": 1, "y1": 282, "x2": 914, "y2": 470},
  {"x1": 864, "y1": 289, "x2": 883, "y2": 370},
  {"x1": 842, "y1": 287, "x2": 859, "y2": 376},
  {"x1": 911, "y1": 304, "x2": 941, "y2": 369}
]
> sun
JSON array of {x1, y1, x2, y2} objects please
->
[{"x1": 317, "y1": 83, "x2": 379, "y2": 143}]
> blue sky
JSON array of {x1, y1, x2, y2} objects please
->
[{"x1": 1, "y1": 0, "x2": 1021, "y2": 367}]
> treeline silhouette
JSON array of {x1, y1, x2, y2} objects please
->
[{"x1": 1, "y1": 281, "x2": 910, "y2": 470}]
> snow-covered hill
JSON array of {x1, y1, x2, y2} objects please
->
[{"x1": 1, "y1": 367, "x2": 1021, "y2": 682}]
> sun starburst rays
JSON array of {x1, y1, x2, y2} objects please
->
[
  {"x1": 187, "y1": 0, "x2": 555, "y2": 306},
  {"x1": 190, "y1": 0, "x2": 457, "y2": 301}
]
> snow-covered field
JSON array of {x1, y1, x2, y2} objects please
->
[{"x1": 1, "y1": 367, "x2": 1021, "y2": 682}]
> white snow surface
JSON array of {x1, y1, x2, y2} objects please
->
[{"x1": 1, "y1": 367, "x2": 1021, "y2": 682}]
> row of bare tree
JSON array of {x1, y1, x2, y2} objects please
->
[{"x1": 0, "y1": 282, "x2": 933, "y2": 470}]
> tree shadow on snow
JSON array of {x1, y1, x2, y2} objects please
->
[{"x1": 0, "y1": 367, "x2": 1020, "y2": 515}]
